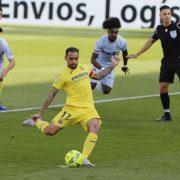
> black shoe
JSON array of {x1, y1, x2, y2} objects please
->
[{"x1": 156, "y1": 113, "x2": 172, "y2": 121}]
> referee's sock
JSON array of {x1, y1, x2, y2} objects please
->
[{"x1": 160, "y1": 92, "x2": 170, "y2": 114}]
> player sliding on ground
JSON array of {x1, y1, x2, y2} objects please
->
[{"x1": 22, "y1": 47, "x2": 120, "y2": 167}]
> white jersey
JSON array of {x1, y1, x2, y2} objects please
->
[
  {"x1": 0, "y1": 38, "x2": 14, "y2": 69},
  {"x1": 94, "y1": 34, "x2": 127, "y2": 67}
]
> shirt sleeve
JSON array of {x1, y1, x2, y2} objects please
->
[
  {"x1": 86, "y1": 65, "x2": 95, "y2": 78},
  {"x1": 151, "y1": 28, "x2": 159, "y2": 40},
  {"x1": 120, "y1": 38, "x2": 127, "y2": 51},
  {"x1": 89, "y1": 68, "x2": 95, "y2": 78},
  {"x1": 2, "y1": 39, "x2": 14, "y2": 60},
  {"x1": 52, "y1": 73, "x2": 65, "y2": 90},
  {"x1": 94, "y1": 39, "x2": 102, "y2": 54}
]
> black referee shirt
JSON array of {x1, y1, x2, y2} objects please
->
[{"x1": 152, "y1": 21, "x2": 180, "y2": 65}]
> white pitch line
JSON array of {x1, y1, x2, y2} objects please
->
[{"x1": 0, "y1": 92, "x2": 180, "y2": 113}]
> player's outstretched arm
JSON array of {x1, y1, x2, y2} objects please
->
[
  {"x1": 122, "y1": 50, "x2": 130, "y2": 75},
  {"x1": 32, "y1": 87, "x2": 59, "y2": 119},
  {"x1": 127, "y1": 37, "x2": 156, "y2": 59},
  {"x1": 92, "y1": 55, "x2": 120, "y2": 80}
]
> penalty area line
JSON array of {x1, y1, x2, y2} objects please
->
[{"x1": 0, "y1": 92, "x2": 180, "y2": 113}]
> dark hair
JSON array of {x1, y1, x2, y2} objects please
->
[
  {"x1": 102, "y1": 17, "x2": 121, "y2": 30},
  {"x1": 0, "y1": 7, "x2": 2, "y2": 12},
  {"x1": 160, "y1": 5, "x2": 171, "y2": 11},
  {"x1": 65, "y1": 47, "x2": 79, "y2": 56}
]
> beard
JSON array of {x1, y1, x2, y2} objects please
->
[{"x1": 68, "y1": 64, "x2": 77, "y2": 69}]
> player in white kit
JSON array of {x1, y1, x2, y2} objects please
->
[
  {"x1": 91, "y1": 17, "x2": 129, "y2": 94},
  {"x1": 0, "y1": 6, "x2": 16, "y2": 110}
]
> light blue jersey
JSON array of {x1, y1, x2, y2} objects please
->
[
  {"x1": 91, "y1": 34, "x2": 127, "y2": 88},
  {"x1": 94, "y1": 34, "x2": 127, "y2": 67},
  {"x1": 0, "y1": 38, "x2": 14, "y2": 69}
]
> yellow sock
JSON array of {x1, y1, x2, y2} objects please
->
[
  {"x1": 35, "y1": 119, "x2": 49, "y2": 134},
  {"x1": 82, "y1": 132, "x2": 98, "y2": 160},
  {"x1": 0, "y1": 80, "x2": 3, "y2": 94}
]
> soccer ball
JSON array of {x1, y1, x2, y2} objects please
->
[{"x1": 65, "y1": 150, "x2": 83, "y2": 168}]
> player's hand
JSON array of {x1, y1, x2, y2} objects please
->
[
  {"x1": 32, "y1": 113, "x2": 41, "y2": 120},
  {"x1": 111, "y1": 55, "x2": 120, "y2": 66},
  {"x1": 126, "y1": 53, "x2": 139, "y2": 59},
  {"x1": 121, "y1": 65, "x2": 130, "y2": 75}
]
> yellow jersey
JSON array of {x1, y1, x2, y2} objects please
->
[{"x1": 53, "y1": 64, "x2": 95, "y2": 108}]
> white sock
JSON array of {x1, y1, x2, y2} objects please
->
[{"x1": 164, "y1": 109, "x2": 170, "y2": 113}]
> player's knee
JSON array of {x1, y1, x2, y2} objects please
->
[
  {"x1": 160, "y1": 85, "x2": 168, "y2": 93},
  {"x1": 91, "y1": 83, "x2": 97, "y2": 90},
  {"x1": 102, "y1": 85, "x2": 111, "y2": 94},
  {"x1": 89, "y1": 121, "x2": 100, "y2": 134},
  {"x1": 103, "y1": 88, "x2": 111, "y2": 94},
  {"x1": 44, "y1": 130, "x2": 54, "y2": 136},
  {"x1": 44, "y1": 127, "x2": 56, "y2": 136}
]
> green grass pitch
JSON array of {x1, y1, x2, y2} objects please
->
[{"x1": 0, "y1": 26, "x2": 180, "y2": 180}]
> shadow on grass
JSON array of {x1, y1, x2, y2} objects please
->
[{"x1": 0, "y1": 71, "x2": 179, "y2": 109}]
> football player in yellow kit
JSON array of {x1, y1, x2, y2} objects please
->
[{"x1": 22, "y1": 47, "x2": 120, "y2": 166}]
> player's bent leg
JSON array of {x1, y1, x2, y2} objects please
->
[
  {"x1": 43, "y1": 123, "x2": 62, "y2": 136},
  {"x1": 101, "y1": 72, "x2": 114, "y2": 94},
  {"x1": 87, "y1": 118, "x2": 100, "y2": 134},
  {"x1": 91, "y1": 82, "x2": 97, "y2": 90},
  {"x1": 102, "y1": 84, "x2": 112, "y2": 94},
  {"x1": 22, "y1": 118, "x2": 62, "y2": 135}
]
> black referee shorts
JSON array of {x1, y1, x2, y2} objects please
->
[{"x1": 159, "y1": 63, "x2": 180, "y2": 83}]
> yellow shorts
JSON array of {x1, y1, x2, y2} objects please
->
[{"x1": 52, "y1": 105, "x2": 101, "y2": 131}]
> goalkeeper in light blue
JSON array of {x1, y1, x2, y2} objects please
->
[{"x1": 90, "y1": 17, "x2": 129, "y2": 94}]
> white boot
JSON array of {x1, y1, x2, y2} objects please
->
[
  {"x1": 22, "y1": 119, "x2": 35, "y2": 127},
  {"x1": 83, "y1": 158, "x2": 95, "y2": 167}
]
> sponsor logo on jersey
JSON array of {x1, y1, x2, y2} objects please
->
[{"x1": 71, "y1": 72, "x2": 89, "y2": 82}]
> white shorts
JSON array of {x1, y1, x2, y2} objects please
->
[{"x1": 91, "y1": 67, "x2": 115, "y2": 88}]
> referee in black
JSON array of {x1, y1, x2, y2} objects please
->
[{"x1": 127, "y1": 5, "x2": 180, "y2": 121}]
